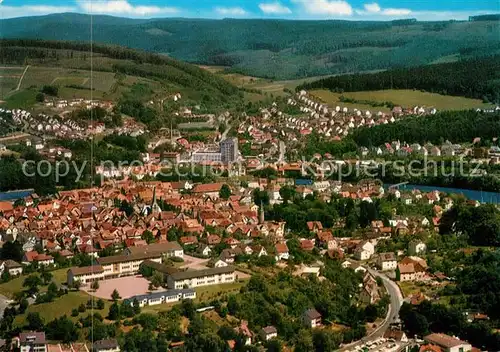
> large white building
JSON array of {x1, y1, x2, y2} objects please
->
[
  {"x1": 123, "y1": 242, "x2": 184, "y2": 259},
  {"x1": 167, "y1": 266, "x2": 235, "y2": 289},
  {"x1": 125, "y1": 289, "x2": 196, "y2": 307},
  {"x1": 424, "y1": 333, "x2": 472, "y2": 352},
  {"x1": 67, "y1": 241, "x2": 183, "y2": 285}
]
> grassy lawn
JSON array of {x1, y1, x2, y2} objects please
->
[
  {"x1": 0, "y1": 268, "x2": 68, "y2": 299},
  {"x1": 195, "y1": 281, "x2": 246, "y2": 303},
  {"x1": 13, "y1": 291, "x2": 111, "y2": 327},
  {"x1": 310, "y1": 89, "x2": 391, "y2": 113},
  {"x1": 311, "y1": 89, "x2": 494, "y2": 112},
  {"x1": 2, "y1": 89, "x2": 38, "y2": 109}
]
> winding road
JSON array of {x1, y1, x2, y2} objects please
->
[{"x1": 338, "y1": 268, "x2": 404, "y2": 351}]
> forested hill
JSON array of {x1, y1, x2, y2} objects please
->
[
  {"x1": 0, "y1": 39, "x2": 240, "y2": 101},
  {"x1": 298, "y1": 56, "x2": 500, "y2": 104},
  {"x1": 1, "y1": 13, "x2": 499, "y2": 79},
  {"x1": 351, "y1": 110, "x2": 500, "y2": 147}
]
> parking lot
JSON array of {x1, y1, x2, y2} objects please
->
[
  {"x1": 83, "y1": 275, "x2": 152, "y2": 300},
  {"x1": 345, "y1": 337, "x2": 402, "y2": 352}
]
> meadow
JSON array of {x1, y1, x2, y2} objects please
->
[{"x1": 310, "y1": 89, "x2": 495, "y2": 112}]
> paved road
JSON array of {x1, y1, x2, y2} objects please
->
[
  {"x1": 278, "y1": 140, "x2": 286, "y2": 163},
  {"x1": 338, "y1": 268, "x2": 404, "y2": 351},
  {"x1": 221, "y1": 123, "x2": 231, "y2": 140}
]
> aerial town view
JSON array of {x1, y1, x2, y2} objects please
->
[{"x1": 0, "y1": 0, "x2": 499, "y2": 351}]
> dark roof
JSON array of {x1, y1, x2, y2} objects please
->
[
  {"x1": 3, "y1": 259, "x2": 22, "y2": 268},
  {"x1": 169, "y1": 266, "x2": 235, "y2": 281},
  {"x1": 125, "y1": 289, "x2": 195, "y2": 303},
  {"x1": 379, "y1": 252, "x2": 396, "y2": 261},
  {"x1": 261, "y1": 326, "x2": 277, "y2": 334},
  {"x1": 93, "y1": 338, "x2": 119, "y2": 350},
  {"x1": 304, "y1": 308, "x2": 321, "y2": 320},
  {"x1": 97, "y1": 252, "x2": 161, "y2": 265},
  {"x1": 68, "y1": 265, "x2": 104, "y2": 276},
  {"x1": 125, "y1": 242, "x2": 182, "y2": 256},
  {"x1": 19, "y1": 332, "x2": 45, "y2": 344},
  {"x1": 141, "y1": 260, "x2": 180, "y2": 275},
  {"x1": 424, "y1": 333, "x2": 470, "y2": 348}
]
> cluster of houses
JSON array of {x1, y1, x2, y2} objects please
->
[
  {"x1": 44, "y1": 98, "x2": 114, "y2": 111},
  {"x1": 12, "y1": 332, "x2": 121, "y2": 352}
]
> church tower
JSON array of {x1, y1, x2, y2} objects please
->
[{"x1": 151, "y1": 186, "x2": 162, "y2": 214}]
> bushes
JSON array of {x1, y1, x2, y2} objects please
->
[{"x1": 41, "y1": 85, "x2": 58, "y2": 96}]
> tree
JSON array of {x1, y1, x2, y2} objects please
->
[
  {"x1": 41, "y1": 271, "x2": 53, "y2": 285},
  {"x1": 279, "y1": 185, "x2": 297, "y2": 204},
  {"x1": 111, "y1": 289, "x2": 121, "y2": 301},
  {"x1": 91, "y1": 280, "x2": 100, "y2": 291},
  {"x1": 1, "y1": 241, "x2": 23, "y2": 261},
  {"x1": 96, "y1": 299, "x2": 105, "y2": 310},
  {"x1": 133, "y1": 299, "x2": 141, "y2": 315},
  {"x1": 46, "y1": 315, "x2": 78, "y2": 343},
  {"x1": 219, "y1": 184, "x2": 232, "y2": 200},
  {"x1": 41, "y1": 85, "x2": 58, "y2": 96},
  {"x1": 312, "y1": 330, "x2": 342, "y2": 352},
  {"x1": 141, "y1": 230, "x2": 155, "y2": 244},
  {"x1": 108, "y1": 302, "x2": 121, "y2": 320},
  {"x1": 265, "y1": 339, "x2": 283, "y2": 352},
  {"x1": 181, "y1": 299, "x2": 196, "y2": 320},
  {"x1": 151, "y1": 271, "x2": 164, "y2": 288},
  {"x1": 35, "y1": 92, "x2": 45, "y2": 102},
  {"x1": 72, "y1": 280, "x2": 82, "y2": 291},
  {"x1": 18, "y1": 298, "x2": 29, "y2": 314},
  {"x1": 26, "y1": 312, "x2": 45, "y2": 331},
  {"x1": 23, "y1": 274, "x2": 42, "y2": 295},
  {"x1": 295, "y1": 329, "x2": 314, "y2": 352},
  {"x1": 47, "y1": 282, "x2": 58, "y2": 298}
]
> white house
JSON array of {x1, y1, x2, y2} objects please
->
[
  {"x1": 408, "y1": 240, "x2": 427, "y2": 255},
  {"x1": 355, "y1": 241, "x2": 375, "y2": 261},
  {"x1": 424, "y1": 333, "x2": 472, "y2": 352},
  {"x1": 260, "y1": 326, "x2": 278, "y2": 341},
  {"x1": 275, "y1": 243, "x2": 289, "y2": 261},
  {"x1": 93, "y1": 339, "x2": 121, "y2": 352},
  {"x1": 377, "y1": 252, "x2": 397, "y2": 271},
  {"x1": 303, "y1": 308, "x2": 322, "y2": 328}
]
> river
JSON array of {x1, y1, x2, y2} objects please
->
[
  {"x1": 0, "y1": 189, "x2": 33, "y2": 202},
  {"x1": 388, "y1": 184, "x2": 500, "y2": 204}
]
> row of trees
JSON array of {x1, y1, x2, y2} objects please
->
[
  {"x1": 400, "y1": 300, "x2": 500, "y2": 350},
  {"x1": 351, "y1": 110, "x2": 500, "y2": 147}
]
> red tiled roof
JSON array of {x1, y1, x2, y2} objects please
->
[{"x1": 275, "y1": 243, "x2": 289, "y2": 254}]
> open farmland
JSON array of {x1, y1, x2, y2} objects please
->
[
  {"x1": 310, "y1": 89, "x2": 495, "y2": 112},
  {"x1": 0, "y1": 66, "x2": 25, "y2": 97}
]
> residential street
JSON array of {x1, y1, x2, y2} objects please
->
[{"x1": 338, "y1": 268, "x2": 404, "y2": 351}]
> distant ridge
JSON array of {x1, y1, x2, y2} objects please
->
[{"x1": 1, "y1": 13, "x2": 499, "y2": 79}]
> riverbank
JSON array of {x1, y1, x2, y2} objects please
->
[{"x1": 387, "y1": 184, "x2": 500, "y2": 204}]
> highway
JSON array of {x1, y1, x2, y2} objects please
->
[{"x1": 338, "y1": 268, "x2": 404, "y2": 351}]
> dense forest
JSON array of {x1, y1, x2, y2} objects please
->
[
  {"x1": 1, "y1": 14, "x2": 499, "y2": 79},
  {"x1": 298, "y1": 56, "x2": 500, "y2": 103},
  {"x1": 351, "y1": 110, "x2": 500, "y2": 147}
]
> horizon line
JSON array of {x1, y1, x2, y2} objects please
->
[{"x1": 2, "y1": 11, "x2": 500, "y2": 22}]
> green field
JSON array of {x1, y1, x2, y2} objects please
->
[
  {"x1": 2, "y1": 89, "x2": 38, "y2": 109},
  {"x1": 13, "y1": 291, "x2": 111, "y2": 327},
  {"x1": 0, "y1": 66, "x2": 24, "y2": 98},
  {"x1": 310, "y1": 89, "x2": 495, "y2": 112},
  {"x1": 0, "y1": 268, "x2": 69, "y2": 298},
  {"x1": 0, "y1": 64, "x2": 165, "y2": 106}
]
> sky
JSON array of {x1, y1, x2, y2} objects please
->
[{"x1": 0, "y1": 0, "x2": 498, "y2": 20}]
